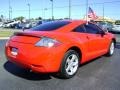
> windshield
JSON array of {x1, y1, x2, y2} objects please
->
[{"x1": 31, "y1": 21, "x2": 71, "y2": 31}]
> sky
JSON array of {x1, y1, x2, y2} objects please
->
[{"x1": 0, "y1": 0, "x2": 120, "y2": 20}]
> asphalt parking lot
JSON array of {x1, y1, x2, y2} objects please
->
[{"x1": 0, "y1": 37, "x2": 120, "y2": 90}]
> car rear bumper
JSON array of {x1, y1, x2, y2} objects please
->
[{"x1": 5, "y1": 40, "x2": 65, "y2": 73}]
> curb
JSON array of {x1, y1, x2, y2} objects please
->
[{"x1": 0, "y1": 37, "x2": 10, "y2": 40}]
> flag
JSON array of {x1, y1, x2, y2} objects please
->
[{"x1": 88, "y1": 7, "x2": 98, "y2": 20}]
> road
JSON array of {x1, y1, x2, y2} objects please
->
[{"x1": 0, "y1": 40, "x2": 120, "y2": 90}]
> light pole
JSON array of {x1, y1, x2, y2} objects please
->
[
  {"x1": 27, "y1": 3, "x2": 31, "y2": 20},
  {"x1": 9, "y1": 0, "x2": 11, "y2": 20},
  {"x1": 10, "y1": 6, "x2": 12, "y2": 20},
  {"x1": 86, "y1": 0, "x2": 88, "y2": 22},
  {"x1": 69, "y1": 0, "x2": 71, "y2": 19},
  {"x1": 44, "y1": 8, "x2": 48, "y2": 19},
  {"x1": 50, "y1": 0, "x2": 54, "y2": 20},
  {"x1": 103, "y1": 3, "x2": 105, "y2": 21}
]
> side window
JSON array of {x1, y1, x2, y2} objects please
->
[
  {"x1": 84, "y1": 23, "x2": 100, "y2": 34},
  {"x1": 73, "y1": 25, "x2": 85, "y2": 33}
]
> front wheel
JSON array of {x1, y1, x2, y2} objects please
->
[
  {"x1": 59, "y1": 50, "x2": 80, "y2": 79},
  {"x1": 106, "y1": 41, "x2": 115, "y2": 56}
]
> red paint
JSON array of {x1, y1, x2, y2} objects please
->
[{"x1": 5, "y1": 20, "x2": 116, "y2": 73}]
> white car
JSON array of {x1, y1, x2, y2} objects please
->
[
  {"x1": 0, "y1": 22, "x2": 4, "y2": 27},
  {"x1": 3, "y1": 21, "x2": 20, "y2": 28},
  {"x1": 112, "y1": 25, "x2": 120, "y2": 32}
]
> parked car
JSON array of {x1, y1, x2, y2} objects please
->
[
  {"x1": 0, "y1": 22, "x2": 3, "y2": 27},
  {"x1": 24, "y1": 22, "x2": 32, "y2": 29},
  {"x1": 3, "y1": 20, "x2": 20, "y2": 28},
  {"x1": 35, "y1": 20, "x2": 52, "y2": 26},
  {"x1": 3, "y1": 21, "x2": 14, "y2": 28},
  {"x1": 15, "y1": 22, "x2": 32, "y2": 29},
  {"x1": 36, "y1": 21, "x2": 42, "y2": 26},
  {"x1": 96, "y1": 22, "x2": 114, "y2": 32},
  {"x1": 5, "y1": 20, "x2": 116, "y2": 79},
  {"x1": 111, "y1": 25, "x2": 120, "y2": 33},
  {"x1": 31, "y1": 22, "x2": 37, "y2": 27}
]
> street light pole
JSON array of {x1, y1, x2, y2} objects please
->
[
  {"x1": 27, "y1": 3, "x2": 31, "y2": 20},
  {"x1": 50, "y1": 0, "x2": 54, "y2": 20},
  {"x1": 44, "y1": 8, "x2": 48, "y2": 19},
  {"x1": 86, "y1": 0, "x2": 88, "y2": 23},
  {"x1": 9, "y1": 0, "x2": 11, "y2": 20},
  {"x1": 10, "y1": 6, "x2": 12, "y2": 20},
  {"x1": 103, "y1": 3, "x2": 105, "y2": 21},
  {"x1": 69, "y1": 0, "x2": 71, "y2": 19}
]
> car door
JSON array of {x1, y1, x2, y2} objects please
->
[
  {"x1": 84, "y1": 23, "x2": 108, "y2": 60},
  {"x1": 72, "y1": 25, "x2": 91, "y2": 63}
]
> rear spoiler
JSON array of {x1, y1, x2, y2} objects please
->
[{"x1": 14, "y1": 32, "x2": 41, "y2": 38}]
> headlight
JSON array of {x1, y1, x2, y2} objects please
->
[{"x1": 35, "y1": 37, "x2": 61, "y2": 47}]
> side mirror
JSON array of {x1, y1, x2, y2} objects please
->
[{"x1": 100, "y1": 30, "x2": 105, "y2": 36}]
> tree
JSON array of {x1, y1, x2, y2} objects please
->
[
  {"x1": 64, "y1": 17, "x2": 69, "y2": 20},
  {"x1": 14, "y1": 16, "x2": 25, "y2": 22},
  {"x1": 115, "y1": 20, "x2": 120, "y2": 25},
  {"x1": 35, "y1": 17, "x2": 42, "y2": 20}
]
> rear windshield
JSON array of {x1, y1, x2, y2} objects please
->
[{"x1": 31, "y1": 21, "x2": 71, "y2": 31}]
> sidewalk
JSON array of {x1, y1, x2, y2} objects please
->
[{"x1": 0, "y1": 37, "x2": 10, "y2": 40}]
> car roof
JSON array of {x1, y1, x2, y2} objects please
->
[{"x1": 60, "y1": 20, "x2": 86, "y2": 23}]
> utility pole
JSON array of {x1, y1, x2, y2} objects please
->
[
  {"x1": 86, "y1": 0, "x2": 88, "y2": 23},
  {"x1": 103, "y1": 3, "x2": 105, "y2": 22},
  {"x1": 8, "y1": 0, "x2": 11, "y2": 20},
  {"x1": 69, "y1": 0, "x2": 71, "y2": 19},
  {"x1": 10, "y1": 6, "x2": 12, "y2": 20},
  {"x1": 44, "y1": 8, "x2": 48, "y2": 19},
  {"x1": 50, "y1": 0, "x2": 54, "y2": 20},
  {"x1": 27, "y1": 3, "x2": 31, "y2": 20}
]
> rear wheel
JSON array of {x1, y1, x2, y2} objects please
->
[
  {"x1": 59, "y1": 50, "x2": 80, "y2": 79},
  {"x1": 106, "y1": 41, "x2": 115, "y2": 56}
]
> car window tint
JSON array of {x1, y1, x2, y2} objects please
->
[
  {"x1": 73, "y1": 25, "x2": 85, "y2": 33},
  {"x1": 84, "y1": 23, "x2": 100, "y2": 34},
  {"x1": 31, "y1": 21, "x2": 71, "y2": 31}
]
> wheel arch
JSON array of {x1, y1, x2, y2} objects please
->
[
  {"x1": 66, "y1": 46, "x2": 82, "y2": 64},
  {"x1": 112, "y1": 38, "x2": 116, "y2": 46}
]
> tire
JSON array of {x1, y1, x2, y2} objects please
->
[
  {"x1": 59, "y1": 50, "x2": 80, "y2": 79},
  {"x1": 106, "y1": 41, "x2": 115, "y2": 56}
]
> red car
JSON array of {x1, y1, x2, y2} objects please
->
[{"x1": 5, "y1": 20, "x2": 116, "y2": 78}]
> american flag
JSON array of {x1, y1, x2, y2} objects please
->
[{"x1": 88, "y1": 7, "x2": 98, "y2": 20}]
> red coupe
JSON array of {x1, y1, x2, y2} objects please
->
[{"x1": 5, "y1": 20, "x2": 116, "y2": 78}]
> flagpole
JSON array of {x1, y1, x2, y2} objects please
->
[{"x1": 86, "y1": 0, "x2": 88, "y2": 24}]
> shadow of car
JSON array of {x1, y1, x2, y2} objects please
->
[{"x1": 4, "y1": 61, "x2": 52, "y2": 80}]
